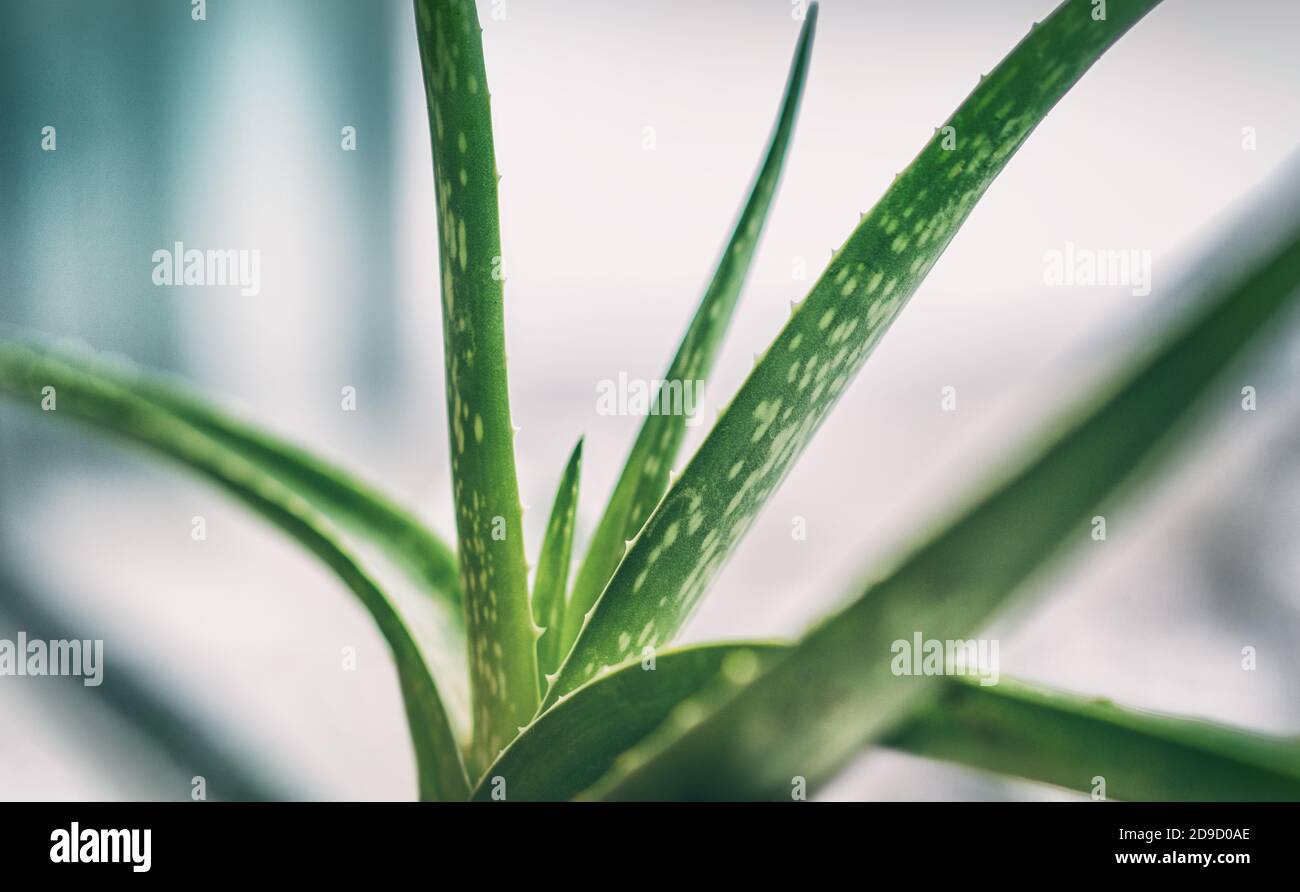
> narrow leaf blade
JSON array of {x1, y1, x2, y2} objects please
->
[
  {"x1": 584, "y1": 164, "x2": 1300, "y2": 800},
  {"x1": 533, "y1": 438, "x2": 583, "y2": 688},
  {"x1": 547, "y1": 0, "x2": 1164, "y2": 708},
  {"x1": 889, "y1": 676, "x2": 1300, "y2": 802},
  {"x1": 0, "y1": 344, "x2": 470, "y2": 800},
  {"x1": 561, "y1": 5, "x2": 820, "y2": 655},
  {"x1": 3, "y1": 330, "x2": 461, "y2": 616},
  {"x1": 415, "y1": 0, "x2": 537, "y2": 767},
  {"x1": 473, "y1": 644, "x2": 1300, "y2": 802}
]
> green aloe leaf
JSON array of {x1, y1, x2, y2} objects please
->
[
  {"x1": 0, "y1": 343, "x2": 469, "y2": 801},
  {"x1": 474, "y1": 643, "x2": 778, "y2": 801},
  {"x1": 560, "y1": 3, "x2": 820, "y2": 658},
  {"x1": 579, "y1": 166, "x2": 1300, "y2": 800},
  {"x1": 415, "y1": 0, "x2": 536, "y2": 767},
  {"x1": 890, "y1": 675, "x2": 1300, "y2": 802},
  {"x1": 546, "y1": 0, "x2": 1164, "y2": 708},
  {"x1": 0, "y1": 332, "x2": 472, "y2": 740},
  {"x1": 533, "y1": 438, "x2": 583, "y2": 689},
  {"x1": 1, "y1": 330, "x2": 461, "y2": 617},
  {"x1": 470, "y1": 644, "x2": 1300, "y2": 801}
]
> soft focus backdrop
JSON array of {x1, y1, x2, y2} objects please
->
[{"x1": 1, "y1": 0, "x2": 1298, "y2": 800}]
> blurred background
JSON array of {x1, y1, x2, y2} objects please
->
[{"x1": 1, "y1": 0, "x2": 1297, "y2": 800}]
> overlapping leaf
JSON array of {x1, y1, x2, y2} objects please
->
[
  {"x1": 0, "y1": 342, "x2": 469, "y2": 801},
  {"x1": 561, "y1": 4, "x2": 820, "y2": 657},
  {"x1": 580, "y1": 168, "x2": 1300, "y2": 799},
  {"x1": 547, "y1": 0, "x2": 1166, "y2": 708},
  {"x1": 472, "y1": 645, "x2": 1300, "y2": 801},
  {"x1": 1, "y1": 330, "x2": 461, "y2": 616}
]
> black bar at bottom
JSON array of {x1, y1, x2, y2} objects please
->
[{"x1": 0, "y1": 801, "x2": 1289, "y2": 877}]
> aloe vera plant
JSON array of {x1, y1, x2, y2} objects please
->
[{"x1": 3, "y1": 0, "x2": 1299, "y2": 801}]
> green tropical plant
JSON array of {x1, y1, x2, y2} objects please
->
[{"x1": 3, "y1": 0, "x2": 1299, "y2": 800}]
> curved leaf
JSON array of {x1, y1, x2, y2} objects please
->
[
  {"x1": 561, "y1": 3, "x2": 820, "y2": 658},
  {"x1": 475, "y1": 643, "x2": 782, "y2": 801},
  {"x1": 0, "y1": 343, "x2": 469, "y2": 801},
  {"x1": 1, "y1": 329, "x2": 461, "y2": 616},
  {"x1": 582, "y1": 164, "x2": 1300, "y2": 800},
  {"x1": 891, "y1": 675, "x2": 1300, "y2": 802},
  {"x1": 473, "y1": 644, "x2": 1300, "y2": 801},
  {"x1": 547, "y1": 0, "x2": 1165, "y2": 708}
]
